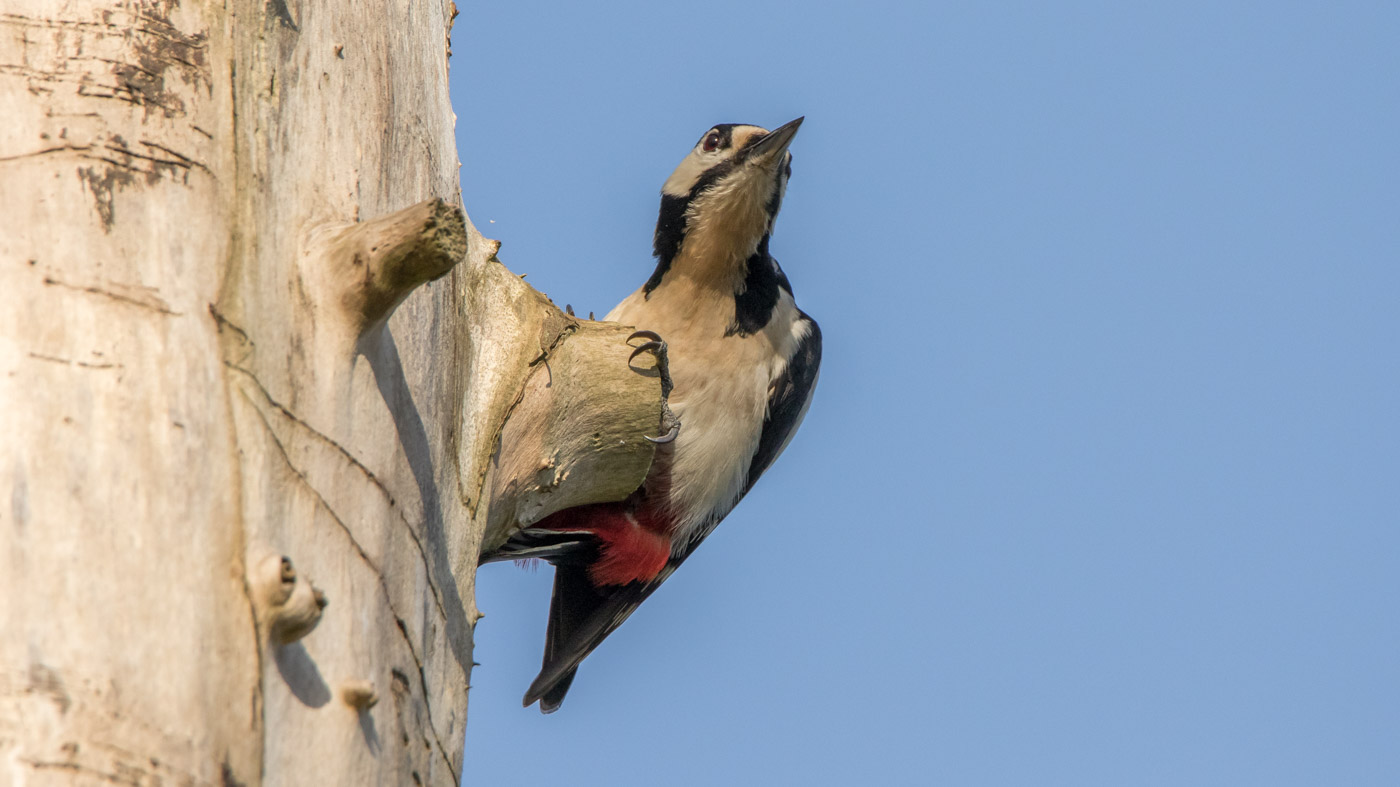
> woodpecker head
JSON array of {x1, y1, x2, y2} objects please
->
[{"x1": 648, "y1": 117, "x2": 803, "y2": 294}]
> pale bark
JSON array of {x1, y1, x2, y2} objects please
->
[{"x1": 0, "y1": 1, "x2": 663, "y2": 784}]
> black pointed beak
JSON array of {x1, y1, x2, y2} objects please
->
[{"x1": 747, "y1": 116, "x2": 803, "y2": 165}]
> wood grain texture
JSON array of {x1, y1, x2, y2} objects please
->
[{"x1": 0, "y1": 1, "x2": 664, "y2": 784}]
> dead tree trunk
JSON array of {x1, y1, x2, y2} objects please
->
[{"x1": 0, "y1": 2, "x2": 663, "y2": 784}]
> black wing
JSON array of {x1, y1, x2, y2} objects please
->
[{"x1": 745, "y1": 311, "x2": 822, "y2": 495}]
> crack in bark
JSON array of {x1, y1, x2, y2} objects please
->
[
  {"x1": 2, "y1": 135, "x2": 213, "y2": 204},
  {"x1": 211, "y1": 308, "x2": 267, "y2": 780},
  {"x1": 0, "y1": 12, "x2": 130, "y2": 33},
  {"x1": 42, "y1": 275, "x2": 179, "y2": 315},
  {"x1": 208, "y1": 304, "x2": 254, "y2": 345},
  {"x1": 21, "y1": 760, "x2": 135, "y2": 784},
  {"x1": 223, "y1": 361, "x2": 453, "y2": 630},
  {"x1": 27, "y1": 352, "x2": 122, "y2": 370},
  {"x1": 393, "y1": 616, "x2": 456, "y2": 781},
  {"x1": 140, "y1": 138, "x2": 210, "y2": 172},
  {"x1": 22, "y1": 750, "x2": 202, "y2": 785},
  {"x1": 237, "y1": 568, "x2": 266, "y2": 777},
  {"x1": 85, "y1": 155, "x2": 148, "y2": 176},
  {"x1": 77, "y1": 79, "x2": 183, "y2": 115},
  {"x1": 237, "y1": 387, "x2": 458, "y2": 783},
  {"x1": 0, "y1": 143, "x2": 93, "y2": 163},
  {"x1": 103, "y1": 139, "x2": 212, "y2": 175}
]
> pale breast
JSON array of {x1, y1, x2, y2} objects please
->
[{"x1": 607, "y1": 280, "x2": 802, "y2": 544}]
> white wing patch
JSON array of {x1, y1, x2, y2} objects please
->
[{"x1": 760, "y1": 317, "x2": 818, "y2": 466}]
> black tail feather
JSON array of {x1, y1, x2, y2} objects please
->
[
  {"x1": 481, "y1": 528, "x2": 597, "y2": 565},
  {"x1": 523, "y1": 563, "x2": 679, "y2": 713},
  {"x1": 524, "y1": 564, "x2": 603, "y2": 711},
  {"x1": 538, "y1": 668, "x2": 576, "y2": 714}
]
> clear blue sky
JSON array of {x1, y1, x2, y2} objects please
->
[{"x1": 452, "y1": 3, "x2": 1398, "y2": 784}]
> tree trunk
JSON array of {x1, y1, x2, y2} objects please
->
[{"x1": 0, "y1": 1, "x2": 663, "y2": 784}]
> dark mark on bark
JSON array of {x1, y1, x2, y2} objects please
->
[
  {"x1": 77, "y1": 165, "x2": 135, "y2": 230},
  {"x1": 27, "y1": 661, "x2": 71, "y2": 714},
  {"x1": 221, "y1": 759, "x2": 247, "y2": 787},
  {"x1": 72, "y1": 134, "x2": 209, "y2": 228},
  {"x1": 267, "y1": 0, "x2": 301, "y2": 31}
]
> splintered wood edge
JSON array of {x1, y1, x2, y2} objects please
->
[{"x1": 482, "y1": 321, "x2": 663, "y2": 551}]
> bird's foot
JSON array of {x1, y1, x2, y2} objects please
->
[
  {"x1": 628, "y1": 330, "x2": 681, "y2": 444},
  {"x1": 647, "y1": 403, "x2": 681, "y2": 444},
  {"x1": 627, "y1": 330, "x2": 673, "y2": 397}
]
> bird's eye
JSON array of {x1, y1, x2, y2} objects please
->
[{"x1": 701, "y1": 132, "x2": 721, "y2": 152}]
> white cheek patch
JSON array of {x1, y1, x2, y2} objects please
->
[{"x1": 662, "y1": 156, "x2": 706, "y2": 197}]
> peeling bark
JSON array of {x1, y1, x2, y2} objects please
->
[{"x1": 1, "y1": 1, "x2": 663, "y2": 784}]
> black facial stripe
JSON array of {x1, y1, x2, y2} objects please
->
[
  {"x1": 727, "y1": 235, "x2": 781, "y2": 337},
  {"x1": 694, "y1": 159, "x2": 735, "y2": 195},
  {"x1": 764, "y1": 178, "x2": 783, "y2": 223},
  {"x1": 762, "y1": 154, "x2": 793, "y2": 227}
]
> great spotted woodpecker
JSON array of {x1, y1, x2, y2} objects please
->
[{"x1": 486, "y1": 118, "x2": 821, "y2": 712}]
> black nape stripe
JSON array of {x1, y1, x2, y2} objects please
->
[
  {"x1": 645, "y1": 194, "x2": 689, "y2": 296},
  {"x1": 727, "y1": 235, "x2": 784, "y2": 337},
  {"x1": 644, "y1": 156, "x2": 739, "y2": 297}
]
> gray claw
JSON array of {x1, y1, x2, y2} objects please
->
[
  {"x1": 627, "y1": 330, "x2": 663, "y2": 344},
  {"x1": 646, "y1": 421, "x2": 681, "y2": 444},
  {"x1": 629, "y1": 340, "x2": 664, "y2": 363}
]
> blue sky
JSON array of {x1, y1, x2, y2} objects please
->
[{"x1": 452, "y1": 3, "x2": 1398, "y2": 784}]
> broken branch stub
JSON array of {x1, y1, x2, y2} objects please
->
[
  {"x1": 306, "y1": 198, "x2": 468, "y2": 335},
  {"x1": 483, "y1": 321, "x2": 667, "y2": 551},
  {"x1": 247, "y1": 545, "x2": 330, "y2": 647}
]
